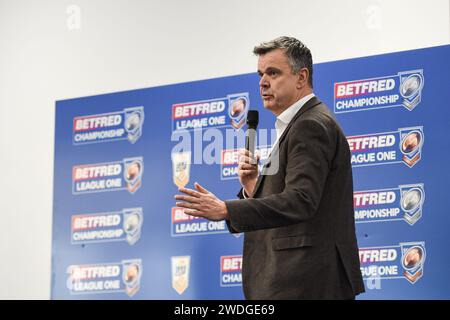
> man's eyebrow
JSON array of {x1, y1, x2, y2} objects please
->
[
  {"x1": 266, "y1": 67, "x2": 281, "y2": 73},
  {"x1": 257, "y1": 67, "x2": 281, "y2": 75}
]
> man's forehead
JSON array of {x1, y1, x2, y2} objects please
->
[{"x1": 257, "y1": 49, "x2": 289, "y2": 70}]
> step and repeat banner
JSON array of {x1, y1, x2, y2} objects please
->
[{"x1": 52, "y1": 45, "x2": 450, "y2": 299}]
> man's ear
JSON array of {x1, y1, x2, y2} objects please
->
[{"x1": 296, "y1": 68, "x2": 309, "y2": 89}]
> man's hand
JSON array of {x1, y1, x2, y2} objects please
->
[
  {"x1": 175, "y1": 182, "x2": 229, "y2": 221},
  {"x1": 237, "y1": 149, "x2": 260, "y2": 197}
]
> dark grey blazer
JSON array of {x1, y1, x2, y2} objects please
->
[{"x1": 225, "y1": 97, "x2": 365, "y2": 299}]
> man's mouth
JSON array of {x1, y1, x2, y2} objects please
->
[{"x1": 262, "y1": 94, "x2": 273, "y2": 101}]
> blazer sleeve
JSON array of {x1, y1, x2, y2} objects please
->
[
  {"x1": 225, "y1": 119, "x2": 336, "y2": 232},
  {"x1": 225, "y1": 188, "x2": 245, "y2": 233}
]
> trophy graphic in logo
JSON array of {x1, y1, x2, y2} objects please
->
[
  {"x1": 228, "y1": 94, "x2": 249, "y2": 130},
  {"x1": 124, "y1": 158, "x2": 144, "y2": 193},
  {"x1": 171, "y1": 256, "x2": 190, "y2": 295},
  {"x1": 122, "y1": 260, "x2": 142, "y2": 297},
  {"x1": 400, "y1": 184, "x2": 425, "y2": 226},
  {"x1": 123, "y1": 208, "x2": 143, "y2": 245},
  {"x1": 171, "y1": 151, "x2": 191, "y2": 188},
  {"x1": 399, "y1": 71, "x2": 424, "y2": 111},
  {"x1": 401, "y1": 243, "x2": 426, "y2": 284},
  {"x1": 399, "y1": 127, "x2": 424, "y2": 167},
  {"x1": 124, "y1": 107, "x2": 145, "y2": 144}
]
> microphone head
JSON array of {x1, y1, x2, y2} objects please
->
[{"x1": 246, "y1": 110, "x2": 259, "y2": 128}]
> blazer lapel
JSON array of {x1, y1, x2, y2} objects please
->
[{"x1": 250, "y1": 97, "x2": 321, "y2": 197}]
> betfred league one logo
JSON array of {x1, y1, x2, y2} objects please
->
[
  {"x1": 171, "y1": 207, "x2": 227, "y2": 237},
  {"x1": 122, "y1": 260, "x2": 142, "y2": 297},
  {"x1": 347, "y1": 126, "x2": 424, "y2": 168},
  {"x1": 171, "y1": 256, "x2": 190, "y2": 295},
  {"x1": 72, "y1": 157, "x2": 144, "y2": 195},
  {"x1": 359, "y1": 242, "x2": 426, "y2": 284},
  {"x1": 171, "y1": 151, "x2": 191, "y2": 188},
  {"x1": 228, "y1": 94, "x2": 249, "y2": 129},
  {"x1": 73, "y1": 106, "x2": 144, "y2": 145},
  {"x1": 334, "y1": 70, "x2": 424, "y2": 113},
  {"x1": 66, "y1": 259, "x2": 142, "y2": 297},
  {"x1": 354, "y1": 183, "x2": 425, "y2": 226},
  {"x1": 399, "y1": 129, "x2": 424, "y2": 167},
  {"x1": 172, "y1": 93, "x2": 250, "y2": 132},
  {"x1": 401, "y1": 244, "x2": 426, "y2": 283},
  {"x1": 124, "y1": 158, "x2": 144, "y2": 193},
  {"x1": 71, "y1": 208, "x2": 143, "y2": 245}
]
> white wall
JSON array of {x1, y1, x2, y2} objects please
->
[{"x1": 0, "y1": 0, "x2": 448, "y2": 299}]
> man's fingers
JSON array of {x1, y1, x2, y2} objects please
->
[
  {"x1": 238, "y1": 169, "x2": 256, "y2": 176},
  {"x1": 174, "y1": 195, "x2": 201, "y2": 203},
  {"x1": 178, "y1": 187, "x2": 200, "y2": 198},
  {"x1": 176, "y1": 202, "x2": 201, "y2": 209},
  {"x1": 238, "y1": 163, "x2": 257, "y2": 171},
  {"x1": 239, "y1": 149, "x2": 258, "y2": 160},
  {"x1": 184, "y1": 209, "x2": 205, "y2": 217},
  {"x1": 194, "y1": 182, "x2": 209, "y2": 194},
  {"x1": 238, "y1": 149, "x2": 251, "y2": 157},
  {"x1": 239, "y1": 155, "x2": 258, "y2": 165}
]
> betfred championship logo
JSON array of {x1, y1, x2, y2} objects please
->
[
  {"x1": 71, "y1": 208, "x2": 143, "y2": 245},
  {"x1": 354, "y1": 184, "x2": 424, "y2": 225},
  {"x1": 347, "y1": 126, "x2": 424, "y2": 168},
  {"x1": 73, "y1": 106, "x2": 144, "y2": 145},
  {"x1": 72, "y1": 157, "x2": 143, "y2": 195},
  {"x1": 334, "y1": 70, "x2": 424, "y2": 113},
  {"x1": 66, "y1": 259, "x2": 142, "y2": 297},
  {"x1": 359, "y1": 242, "x2": 426, "y2": 284},
  {"x1": 171, "y1": 207, "x2": 227, "y2": 237},
  {"x1": 172, "y1": 93, "x2": 249, "y2": 132},
  {"x1": 220, "y1": 255, "x2": 242, "y2": 287}
]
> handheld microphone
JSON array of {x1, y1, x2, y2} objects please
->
[{"x1": 245, "y1": 110, "x2": 259, "y2": 160}]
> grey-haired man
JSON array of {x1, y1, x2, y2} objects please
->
[{"x1": 175, "y1": 36, "x2": 365, "y2": 299}]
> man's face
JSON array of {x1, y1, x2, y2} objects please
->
[{"x1": 257, "y1": 49, "x2": 302, "y2": 115}]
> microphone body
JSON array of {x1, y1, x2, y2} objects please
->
[{"x1": 245, "y1": 110, "x2": 259, "y2": 158}]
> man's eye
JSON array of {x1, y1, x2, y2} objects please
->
[{"x1": 270, "y1": 71, "x2": 277, "y2": 76}]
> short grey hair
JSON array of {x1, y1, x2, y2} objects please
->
[{"x1": 253, "y1": 36, "x2": 313, "y2": 88}]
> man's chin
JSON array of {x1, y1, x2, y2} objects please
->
[
  {"x1": 262, "y1": 101, "x2": 273, "y2": 109},
  {"x1": 263, "y1": 102, "x2": 277, "y2": 112}
]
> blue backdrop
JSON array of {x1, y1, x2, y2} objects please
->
[{"x1": 52, "y1": 45, "x2": 450, "y2": 299}]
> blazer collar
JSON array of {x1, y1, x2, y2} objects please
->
[{"x1": 273, "y1": 96, "x2": 321, "y2": 149}]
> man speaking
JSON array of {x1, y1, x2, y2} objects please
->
[{"x1": 175, "y1": 36, "x2": 365, "y2": 299}]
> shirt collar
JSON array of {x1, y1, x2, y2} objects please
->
[{"x1": 276, "y1": 93, "x2": 315, "y2": 126}]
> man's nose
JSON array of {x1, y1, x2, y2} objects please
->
[{"x1": 259, "y1": 75, "x2": 269, "y2": 88}]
